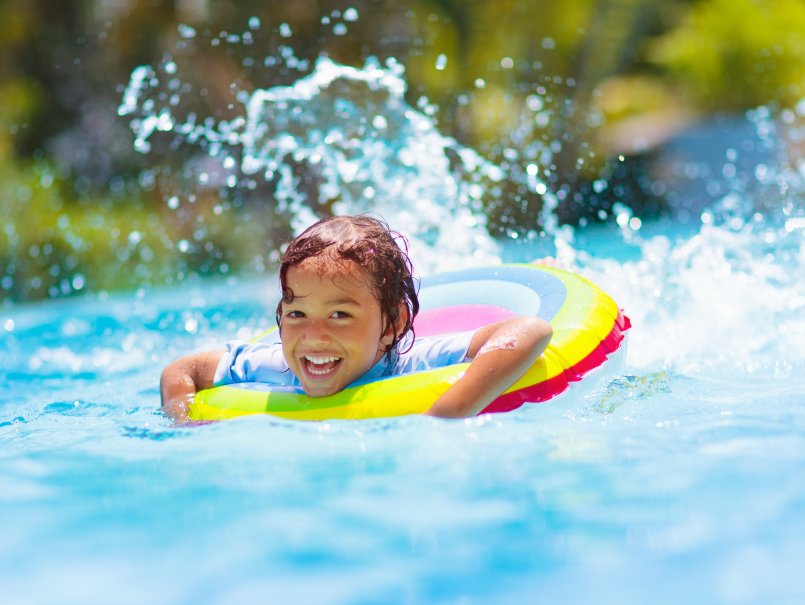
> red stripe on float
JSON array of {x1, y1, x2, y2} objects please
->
[{"x1": 480, "y1": 310, "x2": 632, "y2": 414}]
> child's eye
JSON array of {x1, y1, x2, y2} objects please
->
[
  {"x1": 330, "y1": 310, "x2": 352, "y2": 319},
  {"x1": 285, "y1": 310, "x2": 305, "y2": 319}
]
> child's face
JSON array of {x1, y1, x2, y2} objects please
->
[{"x1": 279, "y1": 260, "x2": 392, "y2": 397}]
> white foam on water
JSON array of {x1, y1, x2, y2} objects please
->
[{"x1": 581, "y1": 219, "x2": 805, "y2": 377}]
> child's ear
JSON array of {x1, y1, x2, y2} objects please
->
[{"x1": 380, "y1": 303, "x2": 409, "y2": 349}]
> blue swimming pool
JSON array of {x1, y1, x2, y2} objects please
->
[{"x1": 2, "y1": 213, "x2": 804, "y2": 604}]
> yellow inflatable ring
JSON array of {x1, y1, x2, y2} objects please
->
[{"x1": 190, "y1": 264, "x2": 630, "y2": 421}]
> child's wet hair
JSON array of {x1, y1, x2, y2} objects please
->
[{"x1": 276, "y1": 215, "x2": 420, "y2": 359}]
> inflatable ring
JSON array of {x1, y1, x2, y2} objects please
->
[{"x1": 189, "y1": 264, "x2": 630, "y2": 421}]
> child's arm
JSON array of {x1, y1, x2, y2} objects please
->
[
  {"x1": 424, "y1": 317, "x2": 552, "y2": 418},
  {"x1": 160, "y1": 351, "x2": 223, "y2": 423}
]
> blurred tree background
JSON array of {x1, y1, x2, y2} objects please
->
[{"x1": 2, "y1": 0, "x2": 804, "y2": 303}]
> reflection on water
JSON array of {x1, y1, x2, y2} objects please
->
[{"x1": 592, "y1": 371, "x2": 671, "y2": 415}]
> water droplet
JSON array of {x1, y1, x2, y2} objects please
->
[
  {"x1": 333, "y1": 23, "x2": 347, "y2": 36},
  {"x1": 343, "y1": 7, "x2": 359, "y2": 22},
  {"x1": 71, "y1": 274, "x2": 85, "y2": 290},
  {"x1": 248, "y1": 16, "x2": 261, "y2": 30},
  {"x1": 487, "y1": 166, "x2": 504, "y2": 182},
  {"x1": 435, "y1": 54, "x2": 447, "y2": 71},
  {"x1": 754, "y1": 163, "x2": 768, "y2": 182},
  {"x1": 784, "y1": 217, "x2": 805, "y2": 232},
  {"x1": 526, "y1": 95, "x2": 543, "y2": 111},
  {"x1": 178, "y1": 24, "x2": 196, "y2": 39},
  {"x1": 134, "y1": 139, "x2": 151, "y2": 154}
]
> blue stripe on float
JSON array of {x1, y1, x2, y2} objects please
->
[{"x1": 420, "y1": 265, "x2": 567, "y2": 321}]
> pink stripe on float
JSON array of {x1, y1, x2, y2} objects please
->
[
  {"x1": 480, "y1": 310, "x2": 632, "y2": 414},
  {"x1": 414, "y1": 305, "x2": 518, "y2": 337}
]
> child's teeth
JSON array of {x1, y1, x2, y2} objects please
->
[{"x1": 306, "y1": 356, "x2": 339, "y2": 364}]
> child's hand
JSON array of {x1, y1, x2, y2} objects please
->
[
  {"x1": 162, "y1": 394, "x2": 194, "y2": 424},
  {"x1": 160, "y1": 351, "x2": 223, "y2": 423}
]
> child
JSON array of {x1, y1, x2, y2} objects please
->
[{"x1": 160, "y1": 215, "x2": 553, "y2": 422}]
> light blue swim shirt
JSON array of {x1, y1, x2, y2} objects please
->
[{"x1": 214, "y1": 331, "x2": 474, "y2": 389}]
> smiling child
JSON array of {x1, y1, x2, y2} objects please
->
[{"x1": 160, "y1": 215, "x2": 552, "y2": 421}]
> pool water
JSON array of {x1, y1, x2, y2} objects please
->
[{"x1": 2, "y1": 217, "x2": 804, "y2": 605}]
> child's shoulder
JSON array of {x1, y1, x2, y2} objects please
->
[{"x1": 218, "y1": 339, "x2": 295, "y2": 386}]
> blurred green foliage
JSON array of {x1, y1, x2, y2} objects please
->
[
  {"x1": 1, "y1": 0, "x2": 803, "y2": 303},
  {"x1": 647, "y1": 0, "x2": 805, "y2": 110}
]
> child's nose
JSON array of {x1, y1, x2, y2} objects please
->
[{"x1": 303, "y1": 320, "x2": 330, "y2": 344}]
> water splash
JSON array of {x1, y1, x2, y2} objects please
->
[
  {"x1": 568, "y1": 98, "x2": 805, "y2": 377},
  {"x1": 119, "y1": 54, "x2": 508, "y2": 273},
  {"x1": 238, "y1": 56, "x2": 505, "y2": 270},
  {"x1": 584, "y1": 217, "x2": 805, "y2": 378}
]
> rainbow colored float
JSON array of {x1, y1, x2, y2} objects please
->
[{"x1": 189, "y1": 264, "x2": 630, "y2": 421}]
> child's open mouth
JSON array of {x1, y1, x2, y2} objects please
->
[{"x1": 303, "y1": 355, "x2": 342, "y2": 377}]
